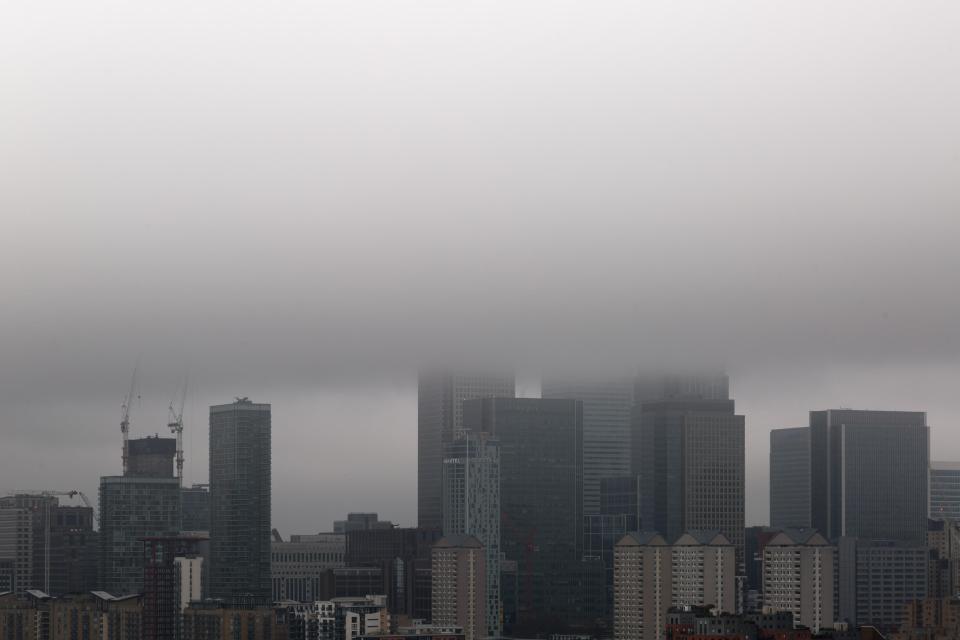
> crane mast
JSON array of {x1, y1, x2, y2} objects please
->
[
  {"x1": 168, "y1": 381, "x2": 187, "y2": 486},
  {"x1": 120, "y1": 367, "x2": 138, "y2": 475}
]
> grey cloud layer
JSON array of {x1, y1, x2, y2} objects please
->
[{"x1": 1, "y1": 0, "x2": 958, "y2": 531}]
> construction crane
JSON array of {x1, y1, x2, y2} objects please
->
[
  {"x1": 167, "y1": 380, "x2": 187, "y2": 486},
  {"x1": 120, "y1": 367, "x2": 139, "y2": 476},
  {"x1": 10, "y1": 490, "x2": 98, "y2": 594}
]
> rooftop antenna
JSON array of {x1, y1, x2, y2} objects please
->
[
  {"x1": 120, "y1": 365, "x2": 139, "y2": 475},
  {"x1": 168, "y1": 378, "x2": 187, "y2": 487}
]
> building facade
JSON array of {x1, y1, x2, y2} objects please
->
[
  {"x1": 417, "y1": 372, "x2": 514, "y2": 530},
  {"x1": 345, "y1": 527, "x2": 440, "y2": 619},
  {"x1": 272, "y1": 533, "x2": 345, "y2": 602},
  {"x1": 463, "y1": 397, "x2": 583, "y2": 632},
  {"x1": 769, "y1": 428, "x2": 811, "y2": 529},
  {"x1": 442, "y1": 431, "x2": 500, "y2": 637},
  {"x1": 541, "y1": 377, "x2": 634, "y2": 516},
  {"x1": 99, "y1": 437, "x2": 182, "y2": 596},
  {"x1": 838, "y1": 538, "x2": 928, "y2": 630},
  {"x1": 931, "y1": 463, "x2": 960, "y2": 522},
  {"x1": 613, "y1": 531, "x2": 737, "y2": 640},
  {"x1": 810, "y1": 409, "x2": 929, "y2": 544},
  {"x1": 431, "y1": 536, "x2": 487, "y2": 640},
  {"x1": 761, "y1": 530, "x2": 835, "y2": 633},
  {"x1": 180, "y1": 485, "x2": 210, "y2": 533},
  {"x1": 634, "y1": 399, "x2": 746, "y2": 567},
  {"x1": 208, "y1": 398, "x2": 272, "y2": 601}
]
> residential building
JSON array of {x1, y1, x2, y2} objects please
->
[
  {"x1": 931, "y1": 463, "x2": 960, "y2": 523},
  {"x1": 181, "y1": 598, "x2": 283, "y2": 640},
  {"x1": 0, "y1": 505, "x2": 35, "y2": 594},
  {"x1": 99, "y1": 436, "x2": 182, "y2": 596},
  {"x1": 431, "y1": 536, "x2": 487, "y2": 640},
  {"x1": 613, "y1": 531, "x2": 737, "y2": 640},
  {"x1": 0, "y1": 495, "x2": 95, "y2": 596},
  {"x1": 769, "y1": 428, "x2": 811, "y2": 529},
  {"x1": 141, "y1": 535, "x2": 205, "y2": 640},
  {"x1": 810, "y1": 410, "x2": 929, "y2": 544},
  {"x1": 541, "y1": 377, "x2": 634, "y2": 516},
  {"x1": 418, "y1": 372, "x2": 514, "y2": 529},
  {"x1": 208, "y1": 398, "x2": 272, "y2": 601},
  {"x1": 761, "y1": 529, "x2": 835, "y2": 633},
  {"x1": 442, "y1": 431, "x2": 500, "y2": 637},
  {"x1": 633, "y1": 398, "x2": 746, "y2": 567},
  {"x1": 463, "y1": 397, "x2": 583, "y2": 632},
  {"x1": 272, "y1": 532, "x2": 345, "y2": 602}
]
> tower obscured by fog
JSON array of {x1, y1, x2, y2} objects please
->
[
  {"x1": 417, "y1": 372, "x2": 514, "y2": 529},
  {"x1": 464, "y1": 397, "x2": 583, "y2": 632},
  {"x1": 632, "y1": 375, "x2": 745, "y2": 566},
  {"x1": 769, "y1": 427, "x2": 811, "y2": 529},
  {"x1": 541, "y1": 377, "x2": 634, "y2": 515},
  {"x1": 208, "y1": 398, "x2": 272, "y2": 601}
]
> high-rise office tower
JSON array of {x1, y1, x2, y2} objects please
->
[
  {"x1": 633, "y1": 398, "x2": 745, "y2": 566},
  {"x1": 931, "y1": 462, "x2": 960, "y2": 522},
  {"x1": 810, "y1": 410, "x2": 929, "y2": 544},
  {"x1": 208, "y1": 398, "x2": 272, "y2": 601},
  {"x1": 463, "y1": 397, "x2": 583, "y2": 632},
  {"x1": 442, "y1": 431, "x2": 501, "y2": 638},
  {"x1": 541, "y1": 377, "x2": 634, "y2": 516},
  {"x1": 99, "y1": 436, "x2": 182, "y2": 596},
  {"x1": 431, "y1": 535, "x2": 487, "y2": 640},
  {"x1": 633, "y1": 372, "x2": 730, "y2": 404},
  {"x1": 418, "y1": 372, "x2": 515, "y2": 529},
  {"x1": 769, "y1": 428, "x2": 811, "y2": 529}
]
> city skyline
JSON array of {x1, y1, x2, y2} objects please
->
[{"x1": 0, "y1": 371, "x2": 956, "y2": 537}]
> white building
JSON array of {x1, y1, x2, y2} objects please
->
[
  {"x1": 614, "y1": 531, "x2": 736, "y2": 640},
  {"x1": 762, "y1": 529, "x2": 835, "y2": 633}
]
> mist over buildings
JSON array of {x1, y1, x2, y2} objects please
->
[{"x1": 1, "y1": 0, "x2": 958, "y2": 534}]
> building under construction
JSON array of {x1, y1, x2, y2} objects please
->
[{"x1": 99, "y1": 436, "x2": 181, "y2": 596}]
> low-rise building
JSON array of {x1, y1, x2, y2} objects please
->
[{"x1": 272, "y1": 533, "x2": 345, "y2": 602}]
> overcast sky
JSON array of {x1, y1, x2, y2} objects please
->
[{"x1": 1, "y1": 1, "x2": 958, "y2": 534}]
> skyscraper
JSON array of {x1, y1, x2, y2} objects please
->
[
  {"x1": 810, "y1": 409, "x2": 929, "y2": 544},
  {"x1": 417, "y1": 372, "x2": 515, "y2": 529},
  {"x1": 208, "y1": 398, "x2": 272, "y2": 601},
  {"x1": 99, "y1": 436, "x2": 182, "y2": 596},
  {"x1": 931, "y1": 462, "x2": 960, "y2": 522},
  {"x1": 442, "y1": 431, "x2": 501, "y2": 637},
  {"x1": 769, "y1": 428, "x2": 811, "y2": 529},
  {"x1": 541, "y1": 377, "x2": 634, "y2": 516},
  {"x1": 463, "y1": 397, "x2": 583, "y2": 632},
  {"x1": 633, "y1": 398, "x2": 745, "y2": 566}
]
